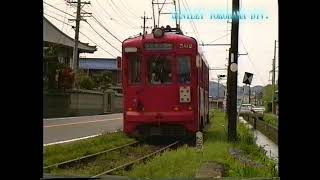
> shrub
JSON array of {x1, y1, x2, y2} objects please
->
[{"x1": 79, "y1": 75, "x2": 95, "y2": 90}]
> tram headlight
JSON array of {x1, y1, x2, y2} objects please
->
[{"x1": 153, "y1": 28, "x2": 164, "y2": 38}]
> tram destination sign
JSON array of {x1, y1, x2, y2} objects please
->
[{"x1": 144, "y1": 43, "x2": 173, "y2": 51}]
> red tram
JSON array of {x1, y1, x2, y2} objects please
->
[{"x1": 120, "y1": 27, "x2": 209, "y2": 138}]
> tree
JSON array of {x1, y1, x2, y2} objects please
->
[
  {"x1": 44, "y1": 45, "x2": 59, "y2": 89},
  {"x1": 92, "y1": 72, "x2": 112, "y2": 92},
  {"x1": 263, "y1": 84, "x2": 278, "y2": 112},
  {"x1": 79, "y1": 75, "x2": 96, "y2": 90}
]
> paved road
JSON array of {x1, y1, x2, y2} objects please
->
[{"x1": 43, "y1": 113, "x2": 123, "y2": 145}]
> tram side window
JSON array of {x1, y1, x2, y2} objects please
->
[
  {"x1": 129, "y1": 54, "x2": 141, "y2": 84},
  {"x1": 177, "y1": 56, "x2": 191, "y2": 84},
  {"x1": 149, "y1": 56, "x2": 172, "y2": 84}
]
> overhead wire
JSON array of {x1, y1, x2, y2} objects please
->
[
  {"x1": 86, "y1": 21, "x2": 122, "y2": 54},
  {"x1": 44, "y1": 13, "x2": 116, "y2": 57},
  {"x1": 239, "y1": 38, "x2": 266, "y2": 85},
  {"x1": 180, "y1": 0, "x2": 202, "y2": 42},
  {"x1": 110, "y1": 0, "x2": 139, "y2": 19},
  {"x1": 93, "y1": 0, "x2": 126, "y2": 28},
  {"x1": 44, "y1": 1, "x2": 75, "y2": 17},
  {"x1": 91, "y1": 15, "x2": 122, "y2": 43},
  {"x1": 106, "y1": 0, "x2": 139, "y2": 28},
  {"x1": 208, "y1": 33, "x2": 231, "y2": 43},
  {"x1": 79, "y1": 31, "x2": 116, "y2": 57},
  {"x1": 118, "y1": 0, "x2": 140, "y2": 18}
]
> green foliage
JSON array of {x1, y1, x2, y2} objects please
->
[
  {"x1": 263, "y1": 85, "x2": 273, "y2": 102},
  {"x1": 44, "y1": 132, "x2": 135, "y2": 167},
  {"x1": 263, "y1": 113, "x2": 278, "y2": 127},
  {"x1": 79, "y1": 75, "x2": 96, "y2": 90},
  {"x1": 128, "y1": 111, "x2": 278, "y2": 178},
  {"x1": 44, "y1": 44, "x2": 71, "y2": 90},
  {"x1": 92, "y1": 72, "x2": 112, "y2": 91},
  {"x1": 263, "y1": 84, "x2": 278, "y2": 112}
]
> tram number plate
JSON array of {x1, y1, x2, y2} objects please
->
[{"x1": 180, "y1": 86, "x2": 191, "y2": 103}]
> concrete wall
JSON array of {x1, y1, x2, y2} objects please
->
[
  {"x1": 43, "y1": 89, "x2": 123, "y2": 118},
  {"x1": 241, "y1": 113, "x2": 278, "y2": 144},
  {"x1": 103, "y1": 90, "x2": 123, "y2": 113},
  {"x1": 43, "y1": 91, "x2": 71, "y2": 118},
  {"x1": 112, "y1": 93, "x2": 123, "y2": 113},
  {"x1": 68, "y1": 89, "x2": 104, "y2": 116}
]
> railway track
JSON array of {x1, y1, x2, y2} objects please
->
[
  {"x1": 44, "y1": 139, "x2": 182, "y2": 178},
  {"x1": 44, "y1": 141, "x2": 140, "y2": 170},
  {"x1": 91, "y1": 140, "x2": 181, "y2": 178}
]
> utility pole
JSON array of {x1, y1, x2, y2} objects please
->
[
  {"x1": 271, "y1": 40, "x2": 277, "y2": 114},
  {"x1": 217, "y1": 77, "x2": 220, "y2": 109},
  {"x1": 68, "y1": 0, "x2": 90, "y2": 89},
  {"x1": 217, "y1": 75, "x2": 226, "y2": 110},
  {"x1": 141, "y1": 12, "x2": 152, "y2": 37},
  {"x1": 226, "y1": 0, "x2": 240, "y2": 142},
  {"x1": 248, "y1": 85, "x2": 251, "y2": 104}
]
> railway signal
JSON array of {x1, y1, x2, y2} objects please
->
[{"x1": 243, "y1": 72, "x2": 253, "y2": 85}]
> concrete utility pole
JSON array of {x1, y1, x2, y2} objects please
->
[
  {"x1": 217, "y1": 77, "x2": 221, "y2": 109},
  {"x1": 217, "y1": 75, "x2": 226, "y2": 109},
  {"x1": 248, "y1": 85, "x2": 251, "y2": 104},
  {"x1": 271, "y1": 40, "x2": 277, "y2": 114},
  {"x1": 68, "y1": 0, "x2": 90, "y2": 88},
  {"x1": 227, "y1": 0, "x2": 240, "y2": 142}
]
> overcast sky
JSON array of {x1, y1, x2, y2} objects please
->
[{"x1": 44, "y1": 0, "x2": 278, "y2": 86}]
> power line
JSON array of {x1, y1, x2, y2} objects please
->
[
  {"x1": 239, "y1": 38, "x2": 266, "y2": 85},
  {"x1": 44, "y1": 13, "x2": 73, "y2": 26},
  {"x1": 94, "y1": 0, "x2": 117, "y2": 21},
  {"x1": 86, "y1": 21, "x2": 122, "y2": 53},
  {"x1": 106, "y1": 0, "x2": 139, "y2": 28},
  {"x1": 57, "y1": 3, "x2": 69, "y2": 44},
  {"x1": 182, "y1": 0, "x2": 199, "y2": 32},
  {"x1": 94, "y1": 0, "x2": 113, "y2": 19},
  {"x1": 208, "y1": 33, "x2": 231, "y2": 43},
  {"x1": 83, "y1": 7, "x2": 126, "y2": 42},
  {"x1": 110, "y1": 0, "x2": 139, "y2": 19},
  {"x1": 91, "y1": 16, "x2": 122, "y2": 43},
  {"x1": 93, "y1": 0, "x2": 138, "y2": 29},
  {"x1": 84, "y1": 4, "x2": 124, "y2": 30},
  {"x1": 79, "y1": 31, "x2": 116, "y2": 57},
  {"x1": 44, "y1": 1, "x2": 75, "y2": 17},
  {"x1": 118, "y1": 0, "x2": 140, "y2": 18},
  {"x1": 44, "y1": 7, "x2": 67, "y2": 19},
  {"x1": 180, "y1": 0, "x2": 201, "y2": 42},
  {"x1": 44, "y1": 13, "x2": 116, "y2": 58}
]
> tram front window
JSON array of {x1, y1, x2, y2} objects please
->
[
  {"x1": 177, "y1": 56, "x2": 191, "y2": 84},
  {"x1": 149, "y1": 56, "x2": 172, "y2": 84},
  {"x1": 129, "y1": 54, "x2": 141, "y2": 84}
]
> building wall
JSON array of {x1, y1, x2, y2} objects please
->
[{"x1": 43, "y1": 89, "x2": 123, "y2": 118}]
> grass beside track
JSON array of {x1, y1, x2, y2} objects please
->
[
  {"x1": 47, "y1": 144, "x2": 158, "y2": 177},
  {"x1": 263, "y1": 113, "x2": 278, "y2": 128},
  {"x1": 44, "y1": 131, "x2": 136, "y2": 167},
  {"x1": 128, "y1": 110, "x2": 278, "y2": 179}
]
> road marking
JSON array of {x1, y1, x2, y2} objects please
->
[
  {"x1": 44, "y1": 134, "x2": 102, "y2": 146},
  {"x1": 43, "y1": 114, "x2": 123, "y2": 121},
  {"x1": 44, "y1": 118, "x2": 122, "y2": 128}
]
